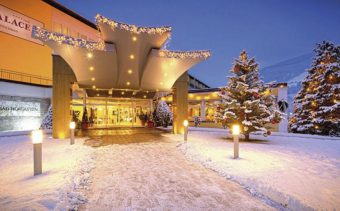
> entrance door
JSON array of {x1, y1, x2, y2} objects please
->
[{"x1": 71, "y1": 98, "x2": 152, "y2": 128}]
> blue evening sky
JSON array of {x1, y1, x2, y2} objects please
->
[{"x1": 57, "y1": 0, "x2": 340, "y2": 87}]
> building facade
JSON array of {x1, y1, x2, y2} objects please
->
[
  {"x1": 0, "y1": 0, "x2": 210, "y2": 135},
  {"x1": 0, "y1": 0, "x2": 288, "y2": 135}
]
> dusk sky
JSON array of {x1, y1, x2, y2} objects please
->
[{"x1": 57, "y1": 0, "x2": 340, "y2": 87}]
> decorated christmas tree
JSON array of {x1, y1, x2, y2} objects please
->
[
  {"x1": 40, "y1": 104, "x2": 52, "y2": 129},
  {"x1": 215, "y1": 50, "x2": 283, "y2": 141},
  {"x1": 154, "y1": 100, "x2": 173, "y2": 127},
  {"x1": 290, "y1": 41, "x2": 340, "y2": 136}
]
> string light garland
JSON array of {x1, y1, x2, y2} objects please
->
[
  {"x1": 158, "y1": 50, "x2": 211, "y2": 59},
  {"x1": 32, "y1": 26, "x2": 105, "y2": 51},
  {"x1": 96, "y1": 14, "x2": 172, "y2": 35}
]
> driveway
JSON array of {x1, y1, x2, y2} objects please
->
[{"x1": 81, "y1": 128, "x2": 273, "y2": 210}]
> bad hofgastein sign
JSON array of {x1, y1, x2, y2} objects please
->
[
  {"x1": 0, "y1": 4, "x2": 43, "y2": 44},
  {"x1": 0, "y1": 101, "x2": 40, "y2": 117}
]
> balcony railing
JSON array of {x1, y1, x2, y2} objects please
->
[{"x1": 0, "y1": 69, "x2": 52, "y2": 86}]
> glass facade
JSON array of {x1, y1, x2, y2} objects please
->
[{"x1": 71, "y1": 98, "x2": 152, "y2": 128}]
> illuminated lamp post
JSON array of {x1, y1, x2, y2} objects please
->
[
  {"x1": 69, "y1": 121, "x2": 76, "y2": 145},
  {"x1": 232, "y1": 124, "x2": 240, "y2": 159},
  {"x1": 183, "y1": 120, "x2": 189, "y2": 142},
  {"x1": 31, "y1": 130, "x2": 43, "y2": 176}
]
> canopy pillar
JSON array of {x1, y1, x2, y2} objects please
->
[
  {"x1": 52, "y1": 55, "x2": 76, "y2": 139},
  {"x1": 172, "y1": 72, "x2": 188, "y2": 134}
]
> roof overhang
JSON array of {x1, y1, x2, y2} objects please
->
[{"x1": 32, "y1": 14, "x2": 210, "y2": 97}]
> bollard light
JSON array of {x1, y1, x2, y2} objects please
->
[
  {"x1": 183, "y1": 120, "x2": 189, "y2": 127},
  {"x1": 31, "y1": 130, "x2": 43, "y2": 175},
  {"x1": 69, "y1": 121, "x2": 76, "y2": 145},
  {"x1": 232, "y1": 124, "x2": 240, "y2": 135},
  {"x1": 183, "y1": 120, "x2": 189, "y2": 142},
  {"x1": 69, "y1": 121, "x2": 76, "y2": 130},
  {"x1": 231, "y1": 124, "x2": 240, "y2": 159}
]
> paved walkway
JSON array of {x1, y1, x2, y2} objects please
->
[{"x1": 81, "y1": 128, "x2": 273, "y2": 210}]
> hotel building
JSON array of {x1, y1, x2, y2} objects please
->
[{"x1": 0, "y1": 0, "x2": 288, "y2": 137}]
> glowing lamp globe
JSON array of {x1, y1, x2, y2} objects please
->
[
  {"x1": 232, "y1": 124, "x2": 240, "y2": 136},
  {"x1": 183, "y1": 120, "x2": 189, "y2": 127},
  {"x1": 32, "y1": 130, "x2": 43, "y2": 144},
  {"x1": 69, "y1": 121, "x2": 76, "y2": 130}
]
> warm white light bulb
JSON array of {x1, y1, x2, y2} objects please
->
[
  {"x1": 232, "y1": 124, "x2": 240, "y2": 135},
  {"x1": 32, "y1": 130, "x2": 43, "y2": 144},
  {"x1": 69, "y1": 121, "x2": 76, "y2": 129},
  {"x1": 87, "y1": 52, "x2": 93, "y2": 58},
  {"x1": 183, "y1": 120, "x2": 189, "y2": 127}
]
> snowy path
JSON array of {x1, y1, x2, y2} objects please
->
[
  {"x1": 82, "y1": 134, "x2": 272, "y2": 210},
  {"x1": 165, "y1": 129, "x2": 340, "y2": 210}
]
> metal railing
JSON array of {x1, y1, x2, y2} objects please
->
[{"x1": 0, "y1": 69, "x2": 52, "y2": 86}]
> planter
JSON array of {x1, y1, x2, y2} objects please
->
[
  {"x1": 147, "y1": 121, "x2": 154, "y2": 128},
  {"x1": 81, "y1": 122, "x2": 89, "y2": 130}
]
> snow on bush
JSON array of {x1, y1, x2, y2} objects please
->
[
  {"x1": 154, "y1": 100, "x2": 173, "y2": 127},
  {"x1": 40, "y1": 104, "x2": 52, "y2": 129}
]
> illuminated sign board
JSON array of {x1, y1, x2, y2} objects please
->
[
  {"x1": 0, "y1": 101, "x2": 40, "y2": 117},
  {"x1": 0, "y1": 4, "x2": 43, "y2": 44}
]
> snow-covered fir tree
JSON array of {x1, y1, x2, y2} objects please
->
[
  {"x1": 290, "y1": 41, "x2": 340, "y2": 136},
  {"x1": 154, "y1": 100, "x2": 173, "y2": 127},
  {"x1": 40, "y1": 104, "x2": 52, "y2": 129},
  {"x1": 215, "y1": 50, "x2": 283, "y2": 141}
]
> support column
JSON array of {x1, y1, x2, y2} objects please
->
[
  {"x1": 200, "y1": 100, "x2": 206, "y2": 121},
  {"x1": 52, "y1": 55, "x2": 76, "y2": 139},
  {"x1": 172, "y1": 72, "x2": 188, "y2": 134}
]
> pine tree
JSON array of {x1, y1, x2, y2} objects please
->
[
  {"x1": 40, "y1": 104, "x2": 52, "y2": 129},
  {"x1": 215, "y1": 51, "x2": 283, "y2": 141},
  {"x1": 290, "y1": 41, "x2": 340, "y2": 136},
  {"x1": 154, "y1": 100, "x2": 173, "y2": 127},
  {"x1": 82, "y1": 106, "x2": 89, "y2": 124}
]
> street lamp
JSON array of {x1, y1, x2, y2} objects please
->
[
  {"x1": 183, "y1": 120, "x2": 189, "y2": 142},
  {"x1": 232, "y1": 124, "x2": 240, "y2": 159},
  {"x1": 69, "y1": 121, "x2": 76, "y2": 145},
  {"x1": 31, "y1": 130, "x2": 43, "y2": 175}
]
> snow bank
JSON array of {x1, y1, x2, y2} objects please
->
[
  {"x1": 0, "y1": 135, "x2": 95, "y2": 210},
  {"x1": 165, "y1": 130, "x2": 340, "y2": 210}
]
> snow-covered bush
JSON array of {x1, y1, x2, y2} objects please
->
[
  {"x1": 154, "y1": 100, "x2": 173, "y2": 127},
  {"x1": 40, "y1": 104, "x2": 52, "y2": 129}
]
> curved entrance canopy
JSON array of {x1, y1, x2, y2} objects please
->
[{"x1": 33, "y1": 14, "x2": 210, "y2": 96}]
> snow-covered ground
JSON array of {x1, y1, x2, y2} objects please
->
[
  {"x1": 0, "y1": 134, "x2": 95, "y2": 210},
  {"x1": 82, "y1": 137, "x2": 272, "y2": 210},
  {"x1": 2, "y1": 129, "x2": 339, "y2": 210},
  {"x1": 164, "y1": 128, "x2": 340, "y2": 210}
]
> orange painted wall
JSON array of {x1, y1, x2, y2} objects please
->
[{"x1": 0, "y1": 0, "x2": 53, "y2": 79}]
